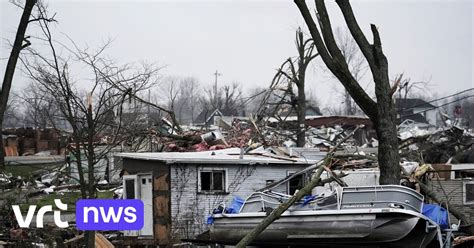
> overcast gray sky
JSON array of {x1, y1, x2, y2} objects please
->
[{"x1": 1, "y1": 0, "x2": 473, "y2": 109}]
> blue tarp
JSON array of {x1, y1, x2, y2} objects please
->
[
  {"x1": 225, "y1": 196, "x2": 245, "y2": 214},
  {"x1": 206, "y1": 215, "x2": 214, "y2": 225},
  {"x1": 207, "y1": 196, "x2": 244, "y2": 225},
  {"x1": 422, "y1": 204, "x2": 449, "y2": 229},
  {"x1": 302, "y1": 195, "x2": 316, "y2": 205}
]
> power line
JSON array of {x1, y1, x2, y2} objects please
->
[
  {"x1": 400, "y1": 94, "x2": 474, "y2": 119},
  {"x1": 398, "y1": 88, "x2": 473, "y2": 109}
]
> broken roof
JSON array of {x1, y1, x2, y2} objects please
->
[
  {"x1": 396, "y1": 98, "x2": 435, "y2": 110},
  {"x1": 118, "y1": 147, "x2": 319, "y2": 165},
  {"x1": 305, "y1": 115, "x2": 373, "y2": 128},
  {"x1": 5, "y1": 155, "x2": 65, "y2": 166}
]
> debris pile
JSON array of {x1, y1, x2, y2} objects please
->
[{"x1": 399, "y1": 126, "x2": 474, "y2": 163}]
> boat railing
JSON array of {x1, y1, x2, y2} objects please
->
[
  {"x1": 239, "y1": 185, "x2": 424, "y2": 214},
  {"x1": 240, "y1": 191, "x2": 293, "y2": 213},
  {"x1": 340, "y1": 185, "x2": 424, "y2": 213}
]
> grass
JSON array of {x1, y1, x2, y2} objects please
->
[
  {"x1": 22, "y1": 191, "x2": 114, "y2": 212},
  {"x1": 5, "y1": 164, "x2": 115, "y2": 212},
  {"x1": 5, "y1": 164, "x2": 59, "y2": 178}
]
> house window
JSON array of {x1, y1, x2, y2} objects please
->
[
  {"x1": 288, "y1": 172, "x2": 304, "y2": 195},
  {"x1": 125, "y1": 179, "x2": 136, "y2": 199},
  {"x1": 200, "y1": 170, "x2": 226, "y2": 193},
  {"x1": 463, "y1": 181, "x2": 474, "y2": 205}
]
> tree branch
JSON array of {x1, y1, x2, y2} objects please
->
[
  {"x1": 294, "y1": 0, "x2": 378, "y2": 119},
  {"x1": 294, "y1": 0, "x2": 336, "y2": 71},
  {"x1": 315, "y1": 0, "x2": 346, "y2": 65},
  {"x1": 335, "y1": 0, "x2": 375, "y2": 69}
]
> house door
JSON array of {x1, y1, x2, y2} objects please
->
[
  {"x1": 139, "y1": 174, "x2": 153, "y2": 236},
  {"x1": 122, "y1": 174, "x2": 153, "y2": 237},
  {"x1": 123, "y1": 175, "x2": 139, "y2": 237}
]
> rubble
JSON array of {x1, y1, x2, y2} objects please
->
[
  {"x1": 399, "y1": 125, "x2": 474, "y2": 163},
  {"x1": 2, "y1": 111, "x2": 473, "y2": 247}
]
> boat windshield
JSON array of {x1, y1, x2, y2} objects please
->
[{"x1": 239, "y1": 191, "x2": 338, "y2": 213}]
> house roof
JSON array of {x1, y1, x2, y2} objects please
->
[
  {"x1": 305, "y1": 115, "x2": 373, "y2": 128},
  {"x1": 193, "y1": 108, "x2": 223, "y2": 125},
  {"x1": 5, "y1": 155, "x2": 65, "y2": 166},
  {"x1": 277, "y1": 105, "x2": 322, "y2": 117},
  {"x1": 118, "y1": 147, "x2": 320, "y2": 165},
  {"x1": 267, "y1": 115, "x2": 323, "y2": 123},
  {"x1": 396, "y1": 98, "x2": 435, "y2": 110}
]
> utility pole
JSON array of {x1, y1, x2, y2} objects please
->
[
  {"x1": 148, "y1": 89, "x2": 152, "y2": 151},
  {"x1": 213, "y1": 70, "x2": 222, "y2": 107}
]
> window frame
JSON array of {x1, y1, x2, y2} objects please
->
[
  {"x1": 463, "y1": 181, "x2": 474, "y2": 205},
  {"x1": 198, "y1": 168, "x2": 228, "y2": 194},
  {"x1": 123, "y1": 175, "x2": 139, "y2": 200},
  {"x1": 287, "y1": 170, "x2": 305, "y2": 195}
]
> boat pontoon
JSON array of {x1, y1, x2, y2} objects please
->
[{"x1": 198, "y1": 185, "x2": 447, "y2": 247}]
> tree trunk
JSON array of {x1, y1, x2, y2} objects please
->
[
  {"x1": 344, "y1": 90, "x2": 354, "y2": 115},
  {"x1": 371, "y1": 23, "x2": 400, "y2": 185},
  {"x1": 374, "y1": 100, "x2": 400, "y2": 185},
  {"x1": 294, "y1": 0, "x2": 401, "y2": 184},
  {"x1": 85, "y1": 231, "x2": 96, "y2": 247},
  {"x1": 296, "y1": 80, "x2": 306, "y2": 147},
  {"x1": 73, "y1": 145, "x2": 87, "y2": 199},
  {"x1": 371, "y1": 76, "x2": 401, "y2": 185},
  {"x1": 85, "y1": 102, "x2": 97, "y2": 248},
  {"x1": 0, "y1": 0, "x2": 36, "y2": 169}
]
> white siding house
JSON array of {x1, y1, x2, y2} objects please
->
[{"x1": 117, "y1": 148, "x2": 321, "y2": 245}]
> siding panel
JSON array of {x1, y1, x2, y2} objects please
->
[{"x1": 169, "y1": 163, "x2": 307, "y2": 240}]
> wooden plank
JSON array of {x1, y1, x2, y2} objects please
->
[
  {"x1": 154, "y1": 173, "x2": 169, "y2": 189},
  {"x1": 154, "y1": 224, "x2": 170, "y2": 245},
  {"x1": 153, "y1": 173, "x2": 170, "y2": 245},
  {"x1": 95, "y1": 233, "x2": 114, "y2": 248},
  {"x1": 154, "y1": 196, "x2": 169, "y2": 218}
]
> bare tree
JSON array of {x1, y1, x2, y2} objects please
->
[
  {"x1": 221, "y1": 82, "x2": 244, "y2": 116},
  {"x1": 396, "y1": 76, "x2": 432, "y2": 101},
  {"x1": 281, "y1": 29, "x2": 318, "y2": 146},
  {"x1": 245, "y1": 87, "x2": 268, "y2": 114},
  {"x1": 2, "y1": 96, "x2": 23, "y2": 129},
  {"x1": 171, "y1": 77, "x2": 201, "y2": 124},
  {"x1": 200, "y1": 82, "x2": 244, "y2": 118},
  {"x1": 335, "y1": 27, "x2": 368, "y2": 115},
  {"x1": 162, "y1": 77, "x2": 180, "y2": 113},
  {"x1": 160, "y1": 76, "x2": 203, "y2": 125},
  {"x1": 18, "y1": 82, "x2": 63, "y2": 129},
  {"x1": 1, "y1": 0, "x2": 37, "y2": 168},
  {"x1": 19, "y1": 7, "x2": 164, "y2": 244},
  {"x1": 255, "y1": 29, "x2": 318, "y2": 147},
  {"x1": 295, "y1": 0, "x2": 401, "y2": 184}
]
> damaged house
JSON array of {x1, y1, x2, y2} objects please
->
[
  {"x1": 117, "y1": 148, "x2": 321, "y2": 246},
  {"x1": 425, "y1": 163, "x2": 474, "y2": 225},
  {"x1": 396, "y1": 98, "x2": 438, "y2": 126}
]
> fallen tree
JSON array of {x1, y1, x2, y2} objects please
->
[
  {"x1": 235, "y1": 126, "x2": 361, "y2": 247},
  {"x1": 400, "y1": 166, "x2": 473, "y2": 235}
]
